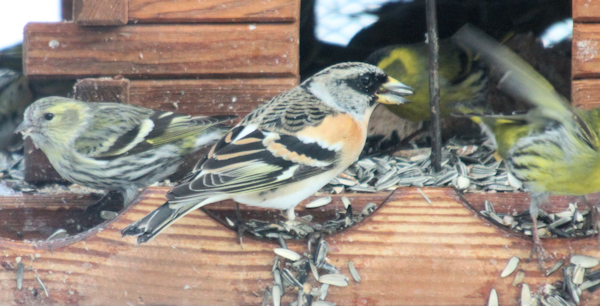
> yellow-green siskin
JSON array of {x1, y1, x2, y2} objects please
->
[
  {"x1": 453, "y1": 25, "x2": 600, "y2": 268},
  {"x1": 365, "y1": 39, "x2": 488, "y2": 122},
  {"x1": 17, "y1": 97, "x2": 235, "y2": 205}
]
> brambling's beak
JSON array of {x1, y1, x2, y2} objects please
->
[{"x1": 376, "y1": 77, "x2": 413, "y2": 105}]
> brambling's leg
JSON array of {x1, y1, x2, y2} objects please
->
[{"x1": 235, "y1": 202, "x2": 246, "y2": 249}]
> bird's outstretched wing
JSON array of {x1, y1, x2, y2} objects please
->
[{"x1": 452, "y1": 24, "x2": 599, "y2": 149}]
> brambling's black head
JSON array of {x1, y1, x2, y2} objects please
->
[{"x1": 302, "y1": 62, "x2": 413, "y2": 119}]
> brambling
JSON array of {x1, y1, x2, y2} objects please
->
[
  {"x1": 17, "y1": 97, "x2": 236, "y2": 208},
  {"x1": 121, "y1": 62, "x2": 413, "y2": 243}
]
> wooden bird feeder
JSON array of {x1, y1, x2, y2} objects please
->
[{"x1": 2, "y1": 0, "x2": 600, "y2": 305}]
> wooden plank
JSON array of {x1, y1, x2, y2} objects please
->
[
  {"x1": 2, "y1": 187, "x2": 600, "y2": 305},
  {"x1": 573, "y1": 23, "x2": 600, "y2": 79},
  {"x1": 24, "y1": 22, "x2": 299, "y2": 79},
  {"x1": 573, "y1": 79, "x2": 600, "y2": 110},
  {"x1": 74, "y1": 78, "x2": 130, "y2": 102},
  {"x1": 128, "y1": 0, "x2": 299, "y2": 23},
  {"x1": 573, "y1": 0, "x2": 600, "y2": 23},
  {"x1": 23, "y1": 138, "x2": 68, "y2": 185},
  {"x1": 73, "y1": 0, "x2": 128, "y2": 26},
  {"x1": 128, "y1": 78, "x2": 298, "y2": 117}
]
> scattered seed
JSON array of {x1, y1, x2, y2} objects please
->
[
  {"x1": 319, "y1": 283, "x2": 329, "y2": 301},
  {"x1": 261, "y1": 286, "x2": 271, "y2": 306},
  {"x1": 312, "y1": 301, "x2": 336, "y2": 306},
  {"x1": 521, "y1": 284, "x2": 531, "y2": 306},
  {"x1": 572, "y1": 265, "x2": 585, "y2": 285},
  {"x1": 341, "y1": 196, "x2": 351, "y2": 209},
  {"x1": 309, "y1": 260, "x2": 320, "y2": 280},
  {"x1": 416, "y1": 188, "x2": 431, "y2": 204},
  {"x1": 272, "y1": 285, "x2": 281, "y2": 306},
  {"x1": 225, "y1": 217, "x2": 235, "y2": 227},
  {"x1": 16, "y1": 262, "x2": 24, "y2": 290},
  {"x1": 348, "y1": 261, "x2": 361, "y2": 283},
  {"x1": 46, "y1": 229, "x2": 68, "y2": 241},
  {"x1": 282, "y1": 268, "x2": 303, "y2": 288},
  {"x1": 571, "y1": 255, "x2": 600, "y2": 268},
  {"x1": 319, "y1": 274, "x2": 349, "y2": 287},
  {"x1": 306, "y1": 196, "x2": 332, "y2": 209},
  {"x1": 488, "y1": 288, "x2": 498, "y2": 306},
  {"x1": 501, "y1": 257, "x2": 519, "y2": 278},
  {"x1": 35, "y1": 274, "x2": 49, "y2": 297},
  {"x1": 580, "y1": 279, "x2": 600, "y2": 291},
  {"x1": 513, "y1": 270, "x2": 525, "y2": 286},
  {"x1": 100, "y1": 210, "x2": 118, "y2": 220},
  {"x1": 274, "y1": 248, "x2": 301, "y2": 261}
]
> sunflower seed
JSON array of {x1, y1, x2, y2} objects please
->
[
  {"x1": 349, "y1": 185, "x2": 376, "y2": 193},
  {"x1": 488, "y1": 288, "x2": 498, "y2": 306},
  {"x1": 564, "y1": 266, "x2": 580, "y2": 305},
  {"x1": 341, "y1": 196, "x2": 351, "y2": 209},
  {"x1": 46, "y1": 229, "x2": 68, "y2": 241},
  {"x1": 454, "y1": 175, "x2": 471, "y2": 190},
  {"x1": 274, "y1": 248, "x2": 302, "y2": 262},
  {"x1": 319, "y1": 283, "x2": 329, "y2": 300},
  {"x1": 521, "y1": 284, "x2": 531, "y2": 306},
  {"x1": 36, "y1": 274, "x2": 49, "y2": 297},
  {"x1": 309, "y1": 260, "x2": 320, "y2": 280},
  {"x1": 272, "y1": 285, "x2": 281, "y2": 306},
  {"x1": 314, "y1": 237, "x2": 328, "y2": 268},
  {"x1": 416, "y1": 188, "x2": 431, "y2": 204},
  {"x1": 546, "y1": 260, "x2": 564, "y2": 276},
  {"x1": 278, "y1": 235, "x2": 287, "y2": 249},
  {"x1": 261, "y1": 286, "x2": 271, "y2": 306},
  {"x1": 305, "y1": 196, "x2": 332, "y2": 209},
  {"x1": 100, "y1": 210, "x2": 118, "y2": 220},
  {"x1": 312, "y1": 301, "x2": 335, "y2": 306},
  {"x1": 282, "y1": 268, "x2": 303, "y2": 288},
  {"x1": 580, "y1": 279, "x2": 600, "y2": 291},
  {"x1": 273, "y1": 268, "x2": 283, "y2": 290},
  {"x1": 361, "y1": 203, "x2": 377, "y2": 216},
  {"x1": 501, "y1": 257, "x2": 520, "y2": 278},
  {"x1": 571, "y1": 255, "x2": 600, "y2": 268},
  {"x1": 549, "y1": 217, "x2": 572, "y2": 229},
  {"x1": 348, "y1": 261, "x2": 361, "y2": 283},
  {"x1": 319, "y1": 274, "x2": 349, "y2": 287},
  {"x1": 513, "y1": 270, "x2": 525, "y2": 286},
  {"x1": 16, "y1": 262, "x2": 24, "y2": 290},
  {"x1": 485, "y1": 201, "x2": 495, "y2": 213},
  {"x1": 573, "y1": 265, "x2": 585, "y2": 285}
]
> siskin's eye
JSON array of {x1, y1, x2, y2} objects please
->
[
  {"x1": 43, "y1": 113, "x2": 54, "y2": 121},
  {"x1": 359, "y1": 75, "x2": 372, "y2": 87}
]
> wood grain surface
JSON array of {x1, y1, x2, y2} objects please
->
[
  {"x1": 573, "y1": 23, "x2": 600, "y2": 79},
  {"x1": 73, "y1": 0, "x2": 128, "y2": 26},
  {"x1": 24, "y1": 22, "x2": 299, "y2": 79},
  {"x1": 573, "y1": 0, "x2": 600, "y2": 23},
  {"x1": 1, "y1": 187, "x2": 600, "y2": 305},
  {"x1": 128, "y1": 0, "x2": 299, "y2": 23},
  {"x1": 128, "y1": 78, "x2": 298, "y2": 118},
  {"x1": 573, "y1": 79, "x2": 600, "y2": 110}
]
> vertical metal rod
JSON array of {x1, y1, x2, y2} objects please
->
[{"x1": 426, "y1": 0, "x2": 442, "y2": 172}]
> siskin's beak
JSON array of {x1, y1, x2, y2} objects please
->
[
  {"x1": 15, "y1": 119, "x2": 33, "y2": 138},
  {"x1": 376, "y1": 77, "x2": 414, "y2": 105}
]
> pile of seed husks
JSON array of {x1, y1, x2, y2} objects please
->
[
  {"x1": 481, "y1": 201, "x2": 597, "y2": 240},
  {"x1": 489, "y1": 254, "x2": 600, "y2": 306},
  {"x1": 261, "y1": 235, "x2": 359, "y2": 306}
]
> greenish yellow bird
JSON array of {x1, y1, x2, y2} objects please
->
[
  {"x1": 17, "y1": 97, "x2": 236, "y2": 206},
  {"x1": 365, "y1": 39, "x2": 488, "y2": 122},
  {"x1": 453, "y1": 25, "x2": 600, "y2": 269}
]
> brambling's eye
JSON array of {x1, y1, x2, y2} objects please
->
[
  {"x1": 44, "y1": 113, "x2": 54, "y2": 121},
  {"x1": 359, "y1": 75, "x2": 372, "y2": 87}
]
